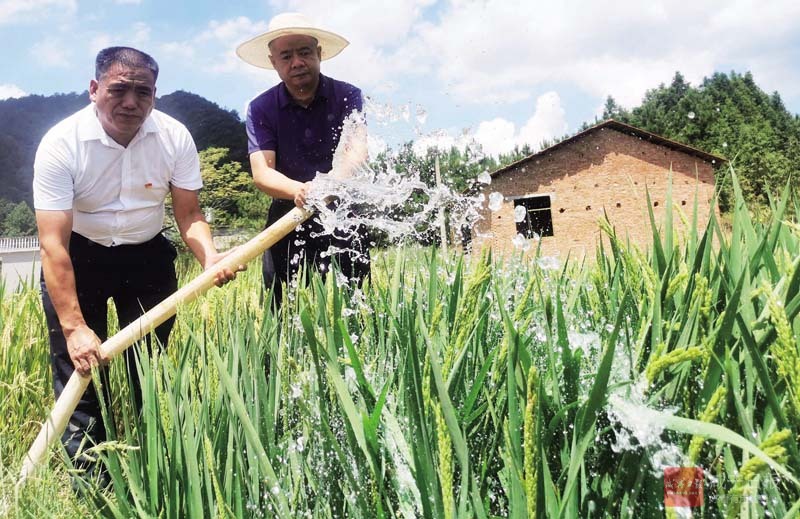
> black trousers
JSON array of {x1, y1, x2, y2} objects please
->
[
  {"x1": 41, "y1": 232, "x2": 177, "y2": 461},
  {"x1": 262, "y1": 201, "x2": 371, "y2": 304}
]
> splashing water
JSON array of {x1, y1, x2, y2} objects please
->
[
  {"x1": 477, "y1": 171, "x2": 492, "y2": 184},
  {"x1": 605, "y1": 343, "x2": 686, "y2": 477},
  {"x1": 514, "y1": 205, "x2": 526, "y2": 222},
  {"x1": 535, "y1": 254, "x2": 557, "y2": 270},
  {"x1": 415, "y1": 105, "x2": 428, "y2": 125},
  {"x1": 488, "y1": 192, "x2": 504, "y2": 211},
  {"x1": 512, "y1": 233, "x2": 530, "y2": 251},
  {"x1": 304, "y1": 111, "x2": 486, "y2": 255}
]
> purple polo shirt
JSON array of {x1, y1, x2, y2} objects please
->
[{"x1": 246, "y1": 74, "x2": 363, "y2": 183}]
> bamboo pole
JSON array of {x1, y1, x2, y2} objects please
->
[{"x1": 17, "y1": 205, "x2": 313, "y2": 486}]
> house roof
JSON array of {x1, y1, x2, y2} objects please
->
[{"x1": 491, "y1": 119, "x2": 727, "y2": 178}]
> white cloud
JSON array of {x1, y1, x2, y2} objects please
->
[
  {"x1": 85, "y1": 24, "x2": 150, "y2": 57},
  {"x1": 160, "y1": 41, "x2": 195, "y2": 61},
  {"x1": 474, "y1": 92, "x2": 568, "y2": 157},
  {"x1": 518, "y1": 92, "x2": 568, "y2": 148},
  {"x1": 0, "y1": 83, "x2": 26, "y2": 99},
  {"x1": 474, "y1": 119, "x2": 517, "y2": 157},
  {"x1": 113, "y1": 0, "x2": 141, "y2": 4},
  {"x1": 148, "y1": 1, "x2": 800, "y2": 127},
  {"x1": 88, "y1": 34, "x2": 113, "y2": 58},
  {"x1": 0, "y1": 0, "x2": 76, "y2": 25},
  {"x1": 410, "y1": 92, "x2": 568, "y2": 158},
  {"x1": 161, "y1": 16, "x2": 271, "y2": 78},
  {"x1": 199, "y1": 16, "x2": 264, "y2": 44},
  {"x1": 63, "y1": 0, "x2": 796, "y2": 139},
  {"x1": 30, "y1": 38, "x2": 72, "y2": 68},
  {"x1": 389, "y1": 0, "x2": 800, "y2": 109},
  {"x1": 130, "y1": 22, "x2": 151, "y2": 46},
  {"x1": 566, "y1": 53, "x2": 715, "y2": 108}
]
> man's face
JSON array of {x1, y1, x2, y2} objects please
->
[
  {"x1": 89, "y1": 63, "x2": 156, "y2": 146},
  {"x1": 269, "y1": 34, "x2": 322, "y2": 93}
]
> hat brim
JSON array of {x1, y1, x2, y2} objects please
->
[{"x1": 236, "y1": 27, "x2": 349, "y2": 69}]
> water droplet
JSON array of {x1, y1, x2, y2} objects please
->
[
  {"x1": 478, "y1": 171, "x2": 492, "y2": 184},
  {"x1": 687, "y1": 111, "x2": 696, "y2": 119},
  {"x1": 415, "y1": 105, "x2": 428, "y2": 125},
  {"x1": 512, "y1": 233, "x2": 530, "y2": 250},
  {"x1": 514, "y1": 205, "x2": 526, "y2": 222},
  {"x1": 488, "y1": 192, "x2": 504, "y2": 211},
  {"x1": 537, "y1": 256, "x2": 558, "y2": 270}
]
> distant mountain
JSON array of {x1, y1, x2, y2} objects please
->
[
  {"x1": 158, "y1": 90, "x2": 248, "y2": 167},
  {"x1": 0, "y1": 90, "x2": 247, "y2": 204}
]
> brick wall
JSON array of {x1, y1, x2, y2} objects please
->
[{"x1": 473, "y1": 127, "x2": 718, "y2": 260}]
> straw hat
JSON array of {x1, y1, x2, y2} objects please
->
[{"x1": 236, "y1": 12, "x2": 349, "y2": 70}]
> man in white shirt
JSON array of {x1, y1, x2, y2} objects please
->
[{"x1": 33, "y1": 46, "x2": 239, "y2": 478}]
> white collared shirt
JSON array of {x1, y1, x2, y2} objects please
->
[{"x1": 33, "y1": 104, "x2": 202, "y2": 246}]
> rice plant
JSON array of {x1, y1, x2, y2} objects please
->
[{"x1": 1, "y1": 170, "x2": 799, "y2": 518}]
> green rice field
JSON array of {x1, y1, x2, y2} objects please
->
[{"x1": 1, "y1": 174, "x2": 800, "y2": 518}]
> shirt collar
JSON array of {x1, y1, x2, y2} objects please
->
[
  {"x1": 76, "y1": 103, "x2": 159, "y2": 145},
  {"x1": 278, "y1": 73, "x2": 330, "y2": 109}
]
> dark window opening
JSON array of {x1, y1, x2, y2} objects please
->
[{"x1": 514, "y1": 195, "x2": 554, "y2": 238}]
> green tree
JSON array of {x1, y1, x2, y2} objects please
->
[
  {"x1": 601, "y1": 95, "x2": 629, "y2": 120},
  {"x1": 0, "y1": 198, "x2": 14, "y2": 223},
  {"x1": 197, "y1": 147, "x2": 268, "y2": 229},
  {"x1": 2, "y1": 201, "x2": 36, "y2": 236},
  {"x1": 621, "y1": 70, "x2": 800, "y2": 208}
]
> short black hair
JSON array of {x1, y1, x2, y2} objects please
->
[{"x1": 95, "y1": 46, "x2": 159, "y2": 81}]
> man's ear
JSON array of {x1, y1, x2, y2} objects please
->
[{"x1": 89, "y1": 79, "x2": 99, "y2": 102}]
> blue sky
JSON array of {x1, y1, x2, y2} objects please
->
[{"x1": 1, "y1": 0, "x2": 799, "y2": 157}]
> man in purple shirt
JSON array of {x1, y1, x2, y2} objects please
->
[{"x1": 237, "y1": 13, "x2": 370, "y2": 303}]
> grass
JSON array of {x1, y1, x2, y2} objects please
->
[{"x1": 0, "y1": 171, "x2": 799, "y2": 518}]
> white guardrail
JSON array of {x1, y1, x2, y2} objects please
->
[{"x1": 0, "y1": 236, "x2": 39, "y2": 252}]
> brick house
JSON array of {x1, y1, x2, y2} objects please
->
[{"x1": 472, "y1": 119, "x2": 723, "y2": 260}]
